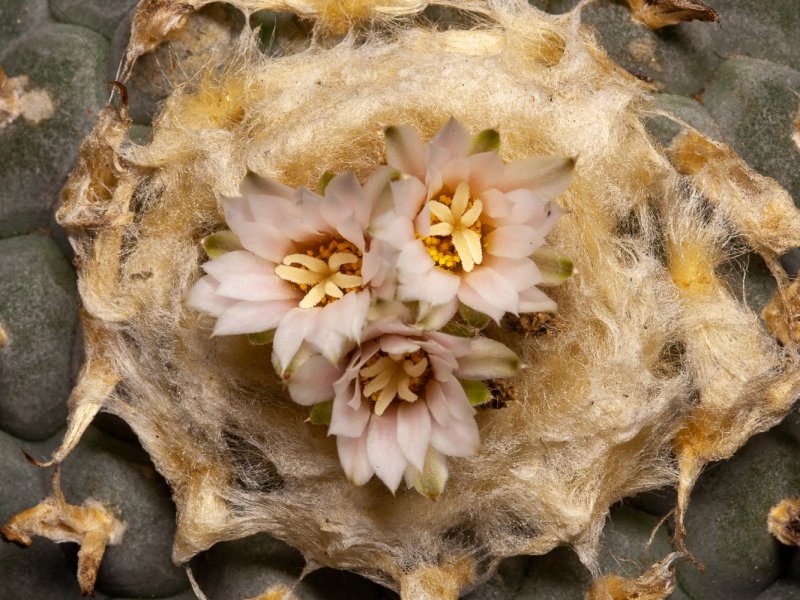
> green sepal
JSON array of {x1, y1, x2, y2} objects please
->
[
  {"x1": 407, "y1": 448, "x2": 449, "y2": 501},
  {"x1": 458, "y1": 304, "x2": 491, "y2": 330},
  {"x1": 202, "y1": 230, "x2": 241, "y2": 258},
  {"x1": 460, "y1": 379, "x2": 493, "y2": 406},
  {"x1": 307, "y1": 400, "x2": 333, "y2": 426},
  {"x1": 247, "y1": 330, "x2": 275, "y2": 345},
  {"x1": 316, "y1": 171, "x2": 336, "y2": 195},
  {"x1": 469, "y1": 128, "x2": 500, "y2": 155},
  {"x1": 532, "y1": 246, "x2": 574, "y2": 285},
  {"x1": 441, "y1": 322, "x2": 473, "y2": 337}
]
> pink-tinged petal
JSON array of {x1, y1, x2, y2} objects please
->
[
  {"x1": 390, "y1": 178, "x2": 427, "y2": 221},
  {"x1": 494, "y1": 155, "x2": 575, "y2": 197},
  {"x1": 369, "y1": 210, "x2": 415, "y2": 248},
  {"x1": 467, "y1": 152, "x2": 505, "y2": 192},
  {"x1": 431, "y1": 117, "x2": 470, "y2": 159},
  {"x1": 429, "y1": 353, "x2": 459, "y2": 382},
  {"x1": 502, "y1": 188, "x2": 549, "y2": 226},
  {"x1": 246, "y1": 195, "x2": 293, "y2": 229},
  {"x1": 399, "y1": 265, "x2": 460, "y2": 306},
  {"x1": 397, "y1": 240, "x2": 435, "y2": 275},
  {"x1": 380, "y1": 334, "x2": 421, "y2": 355},
  {"x1": 186, "y1": 276, "x2": 234, "y2": 316},
  {"x1": 484, "y1": 225, "x2": 546, "y2": 259},
  {"x1": 213, "y1": 299, "x2": 296, "y2": 335},
  {"x1": 330, "y1": 390, "x2": 371, "y2": 437},
  {"x1": 456, "y1": 282, "x2": 505, "y2": 323},
  {"x1": 309, "y1": 292, "x2": 369, "y2": 363},
  {"x1": 337, "y1": 433, "x2": 374, "y2": 486},
  {"x1": 518, "y1": 286, "x2": 558, "y2": 313},
  {"x1": 239, "y1": 171, "x2": 294, "y2": 199},
  {"x1": 363, "y1": 165, "x2": 398, "y2": 215},
  {"x1": 202, "y1": 250, "x2": 273, "y2": 279},
  {"x1": 437, "y1": 375, "x2": 475, "y2": 422},
  {"x1": 222, "y1": 196, "x2": 254, "y2": 224},
  {"x1": 424, "y1": 331, "x2": 472, "y2": 358},
  {"x1": 463, "y1": 267, "x2": 519, "y2": 315},
  {"x1": 326, "y1": 172, "x2": 370, "y2": 227},
  {"x1": 273, "y1": 307, "x2": 320, "y2": 373},
  {"x1": 366, "y1": 407, "x2": 406, "y2": 493},
  {"x1": 478, "y1": 188, "x2": 512, "y2": 224},
  {"x1": 287, "y1": 354, "x2": 339, "y2": 406},
  {"x1": 229, "y1": 221, "x2": 292, "y2": 263},
  {"x1": 385, "y1": 125, "x2": 427, "y2": 180},
  {"x1": 439, "y1": 157, "x2": 471, "y2": 192},
  {"x1": 430, "y1": 413, "x2": 480, "y2": 457},
  {"x1": 484, "y1": 256, "x2": 542, "y2": 291},
  {"x1": 415, "y1": 298, "x2": 458, "y2": 330},
  {"x1": 414, "y1": 201, "x2": 431, "y2": 236},
  {"x1": 425, "y1": 379, "x2": 452, "y2": 426},
  {"x1": 456, "y1": 337, "x2": 519, "y2": 380},
  {"x1": 361, "y1": 240, "x2": 393, "y2": 286},
  {"x1": 397, "y1": 401, "x2": 432, "y2": 472},
  {"x1": 215, "y1": 274, "x2": 299, "y2": 302}
]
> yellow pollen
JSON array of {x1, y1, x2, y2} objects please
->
[
  {"x1": 420, "y1": 181, "x2": 484, "y2": 273},
  {"x1": 359, "y1": 349, "x2": 431, "y2": 416},
  {"x1": 275, "y1": 238, "x2": 363, "y2": 308}
]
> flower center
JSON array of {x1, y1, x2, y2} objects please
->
[
  {"x1": 274, "y1": 238, "x2": 363, "y2": 308},
  {"x1": 421, "y1": 181, "x2": 484, "y2": 272},
  {"x1": 359, "y1": 349, "x2": 430, "y2": 416}
]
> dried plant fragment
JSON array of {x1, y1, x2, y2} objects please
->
[
  {"x1": 0, "y1": 470, "x2": 125, "y2": 596},
  {"x1": 768, "y1": 498, "x2": 800, "y2": 546},
  {"x1": 0, "y1": 321, "x2": 7, "y2": 346},
  {"x1": 625, "y1": 0, "x2": 717, "y2": 29},
  {"x1": 763, "y1": 279, "x2": 800, "y2": 345},
  {"x1": 586, "y1": 553, "x2": 679, "y2": 600}
]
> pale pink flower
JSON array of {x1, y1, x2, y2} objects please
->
[
  {"x1": 376, "y1": 118, "x2": 575, "y2": 322},
  {"x1": 187, "y1": 170, "x2": 395, "y2": 371},
  {"x1": 288, "y1": 309, "x2": 518, "y2": 497}
]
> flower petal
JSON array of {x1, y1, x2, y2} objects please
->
[
  {"x1": 430, "y1": 412, "x2": 480, "y2": 457},
  {"x1": 366, "y1": 407, "x2": 407, "y2": 492},
  {"x1": 518, "y1": 286, "x2": 558, "y2": 313},
  {"x1": 202, "y1": 250, "x2": 274, "y2": 279},
  {"x1": 405, "y1": 447, "x2": 448, "y2": 501},
  {"x1": 337, "y1": 433, "x2": 374, "y2": 486},
  {"x1": 397, "y1": 401, "x2": 432, "y2": 472},
  {"x1": 239, "y1": 171, "x2": 295, "y2": 199},
  {"x1": 186, "y1": 276, "x2": 235, "y2": 316},
  {"x1": 484, "y1": 225, "x2": 546, "y2": 259},
  {"x1": 228, "y1": 221, "x2": 292, "y2": 263},
  {"x1": 272, "y1": 307, "x2": 320, "y2": 373},
  {"x1": 484, "y1": 256, "x2": 542, "y2": 291},
  {"x1": 456, "y1": 337, "x2": 519, "y2": 379},
  {"x1": 326, "y1": 172, "x2": 370, "y2": 227},
  {"x1": 213, "y1": 299, "x2": 296, "y2": 335},
  {"x1": 431, "y1": 117, "x2": 470, "y2": 159},
  {"x1": 456, "y1": 282, "x2": 505, "y2": 323},
  {"x1": 437, "y1": 375, "x2": 475, "y2": 422},
  {"x1": 494, "y1": 156, "x2": 575, "y2": 198},
  {"x1": 287, "y1": 354, "x2": 340, "y2": 406},
  {"x1": 391, "y1": 177, "x2": 427, "y2": 221},
  {"x1": 215, "y1": 274, "x2": 299, "y2": 302},
  {"x1": 385, "y1": 125, "x2": 427, "y2": 180},
  {"x1": 463, "y1": 266, "x2": 519, "y2": 316},
  {"x1": 330, "y1": 389, "x2": 371, "y2": 437}
]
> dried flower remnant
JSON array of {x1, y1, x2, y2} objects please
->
[
  {"x1": 289, "y1": 308, "x2": 518, "y2": 497},
  {"x1": 187, "y1": 170, "x2": 395, "y2": 370},
  {"x1": 624, "y1": 0, "x2": 718, "y2": 29},
  {"x1": 768, "y1": 498, "x2": 800, "y2": 546},
  {"x1": 379, "y1": 118, "x2": 575, "y2": 322}
]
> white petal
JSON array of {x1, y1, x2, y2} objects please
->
[
  {"x1": 399, "y1": 265, "x2": 460, "y2": 306},
  {"x1": 337, "y1": 433, "x2": 374, "y2": 486},
  {"x1": 430, "y1": 413, "x2": 480, "y2": 457},
  {"x1": 437, "y1": 375, "x2": 476, "y2": 422},
  {"x1": 272, "y1": 308, "x2": 320, "y2": 373},
  {"x1": 425, "y1": 379, "x2": 453, "y2": 426},
  {"x1": 391, "y1": 178, "x2": 427, "y2": 221},
  {"x1": 366, "y1": 407, "x2": 406, "y2": 492},
  {"x1": 213, "y1": 300, "x2": 295, "y2": 335},
  {"x1": 385, "y1": 125, "x2": 427, "y2": 180},
  {"x1": 397, "y1": 401, "x2": 432, "y2": 472},
  {"x1": 215, "y1": 274, "x2": 299, "y2": 302},
  {"x1": 467, "y1": 152, "x2": 505, "y2": 192},
  {"x1": 484, "y1": 225, "x2": 546, "y2": 259},
  {"x1": 326, "y1": 172, "x2": 370, "y2": 227},
  {"x1": 287, "y1": 354, "x2": 340, "y2": 406},
  {"x1": 229, "y1": 221, "x2": 292, "y2": 263},
  {"x1": 330, "y1": 389, "x2": 371, "y2": 437},
  {"x1": 239, "y1": 172, "x2": 294, "y2": 199},
  {"x1": 456, "y1": 337, "x2": 519, "y2": 379},
  {"x1": 518, "y1": 286, "x2": 558, "y2": 313},
  {"x1": 463, "y1": 266, "x2": 519, "y2": 315},
  {"x1": 484, "y1": 256, "x2": 542, "y2": 291},
  {"x1": 380, "y1": 334, "x2": 421, "y2": 355},
  {"x1": 494, "y1": 156, "x2": 575, "y2": 198},
  {"x1": 202, "y1": 250, "x2": 274, "y2": 279},
  {"x1": 397, "y1": 240, "x2": 435, "y2": 275},
  {"x1": 222, "y1": 196, "x2": 254, "y2": 224},
  {"x1": 186, "y1": 276, "x2": 235, "y2": 317},
  {"x1": 414, "y1": 298, "x2": 459, "y2": 331},
  {"x1": 431, "y1": 117, "x2": 470, "y2": 158},
  {"x1": 456, "y1": 282, "x2": 505, "y2": 323},
  {"x1": 479, "y1": 188, "x2": 512, "y2": 223}
]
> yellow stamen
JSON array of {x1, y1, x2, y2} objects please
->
[
  {"x1": 275, "y1": 238, "x2": 363, "y2": 307},
  {"x1": 359, "y1": 350, "x2": 431, "y2": 416},
  {"x1": 421, "y1": 181, "x2": 484, "y2": 272}
]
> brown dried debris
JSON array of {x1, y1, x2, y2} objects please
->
[
  {"x1": 585, "y1": 553, "x2": 680, "y2": 600},
  {"x1": 763, "y1": 278, "x2": 800, "y2": 346},
  {"x1": 768, "y1": 498, "x2": 800, "y2": 546},
  {"x1": 625, "y1": 0, "x2": 717, "y2": 30},
  {"x1": 0, "y1": 469, "x2": 125, "y2": 596}
]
